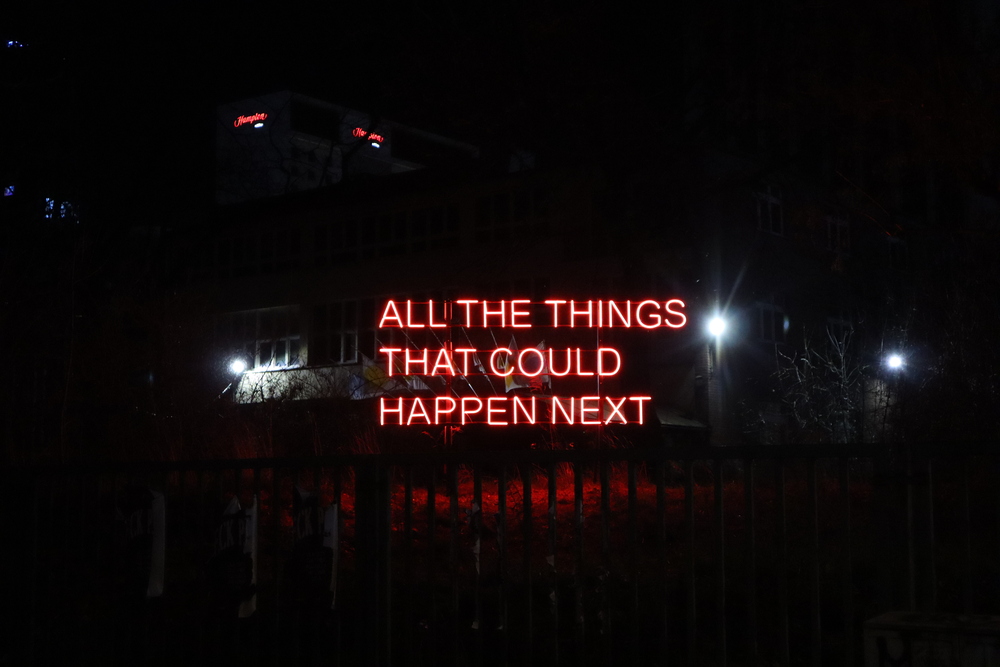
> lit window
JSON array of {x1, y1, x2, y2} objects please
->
[
  {"x1": 44, "y1": 198, "x2": 55, "y2": 219},
  {"x1": 3, "y1": 185, "x2": 13, "y2": 196},
  {"x1": 60, "y1": 201, "x2": 75, "y2": 220},
  {"x1": 755, "y1": 186, "x2": 783, "y2": 235},
  {"x1": 217, "y1": 306, "x2": 301, "y2": 370}
]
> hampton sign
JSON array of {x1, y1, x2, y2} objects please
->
[{"x1": 376, "y1": 299, "x2": 686, "y2": 427}]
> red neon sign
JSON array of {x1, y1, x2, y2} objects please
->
[
  {"x1": 378, "y1": 299, "x2": 687, "y2": 329},
  {"x1": 379, "y1": 396, "x2": 652, "y2": 426},
  {"x1": 352, "y1": 127, "x2": 385, "y2": 143},
  {"x1": 374, "y1": 298, "x2": 684, "y2": 427},
  {"x1": 234, "y1": 113, "x2": 268, "y2": 128}
]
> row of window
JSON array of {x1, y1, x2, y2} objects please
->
[
  {"x1": 755, "y1": 186, "x2": 850, "y2": 253},
  {"x1": 313, "y1": 204, "x2": 462, "y2": 266}
]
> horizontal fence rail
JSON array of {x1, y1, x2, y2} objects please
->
[{"x1": 4, "y1": 443, "x2": 999, "y2": 666}]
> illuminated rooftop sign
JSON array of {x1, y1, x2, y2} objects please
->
[
  {"x1": 376, "y1": 299, "x2": 686, "y2": 426},
  {"x1": 234, "y1": 113, "x2": 268, "y2": 128},
  {"x1": 352, "y1": 127, "x2": 385, "y2": 143}
]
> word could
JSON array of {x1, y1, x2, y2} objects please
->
[
  {"x1": 234, "y1": 113, "x2": 268, "y2": 128},
  {"x1": 380, "y1": 396, "x2": 652, "y2": 426},
  {"x1": 379, "y1": 299, "x2": 687, "y2": 329},
  {"x1": 352, "y1": 127, "x2": 385, "y2": 143}
]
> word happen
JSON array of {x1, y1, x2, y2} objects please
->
[
  {"x1": 380, "y1": 396, "x2": 652, "y2": 426},
  {"x1": 379, "y1": 299, "x2": 687, "y2": 329},
  {"x1": 234, "y1": 113, "x2": 268, "y2": 128},
  {"x1": 352, "y1": 127, "x2": 385, "y2": 143}
]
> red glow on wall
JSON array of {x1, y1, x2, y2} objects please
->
[
  {"x1": 234, "y1": 113, "x2": 268, "y2": 128},
  {"x1": 352, "y1": 127, "x2": 385, "y2": 143}
]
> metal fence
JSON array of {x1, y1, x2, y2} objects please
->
[{"x1": 4, "y1": 442, "x2": 998, "y2": 666}]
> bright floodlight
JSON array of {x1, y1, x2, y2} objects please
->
[
  {"x1": 708, "y1": 316, "x2": 727, "y2": 337},
  {"x1": 253, "y1": 122, "x2": 264, "y2": 128},
  {"x1": 370, "y1": 141, "x2": 381, "y2": 148},
  {"x1": 229, "y1": 358, "x2": 247, "y2": 374},
  {"x1": 887, "y1": 354, "x2": 903, "y2": 369}
]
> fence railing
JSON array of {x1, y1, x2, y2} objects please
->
[{"x1": 5, "y1": 442, "x2": 998, "y2": 666}]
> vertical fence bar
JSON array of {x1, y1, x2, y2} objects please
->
[
  {"x1": 839, "y1": 458, "x2": 853, "y2": 667},
  {"x1": 498, "y1": 465, "x2": 508, "y2": 667},
  {"x1": 473, "y1": 464, "x2": 483, "y2": 667},
  {"x1": 962, "y1": 457, "x2": 972, "y2": 612},
  {"x1": 715, "y1": 458, "x2": 726, "y2": 667},
  {"x1": 600, "y1": 457, "x2": 611, "y2": 664},
  {"x1": 29, "y1": 474, "x2": 39, "y2": 666},
  {"x1": 404, "y1": 466, "x2": 414, "y2": 666},
  {"x1": 925, "y1": 458, "x2": 936, "y2": 612},
  {"x1": 685, "y1": 460, "x2": 696, "y2": 667},
  {"x1": 776, "y1": 460, "x2": 789, "y2": 667},
  {"x1": 657, "y1": 459, "x2": 669, "y2": 660},
  {"x1": 333, "y1": 465, "x2": 343, "y2": 667},
  {"x1": 428, "y1": 465, "x2": 438, "y2": 667},
  {"x1": 744, "y1": 458, "x2": 757, "y2": 665},
  {"x1": 449, "y1": 463, "x2": 460, "y2": 667},
  {"x1": 906, "y1": 446, "x2": 916, "y2": 610},
  {"x1": 808, "y1": 460, "x2": 821, "y2": 667},
  {"x1": 522, "y1": 464, "x2": 534, "y2": 667},
  {"x1": 547, "y1": 460, "x2": 558, "y2": 666},
  {"x1": 628, "y1": 458, "x2": 639, "y2": 666},
  {"x1": 573, "y1": 460, "x2": 585, "y2": 664},
  {"x1": 270, "y1": 466, "x2": 281, "y2": 667}
]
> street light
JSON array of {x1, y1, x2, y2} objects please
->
[
  {"x1": 708, "y1": 316, "x2": 727, "y2": 338},
  {"x1": 886, "y1": 353, "x2": 903, "y2": 370},
  {"x1": 229, "y1": 358, "x2": 247, "y2": 375}
]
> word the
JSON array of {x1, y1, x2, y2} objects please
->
[
  {"x1": 379, "y1": 299, "x2": 687, "y2": 329},
  {"x1": 234, "y1": 113, "x2": 268, "y2": 128},
  {"x1": 352, "y1": 127, "x2": 385, "y2": 143},
  {"x1": 380, "y1": 395, "x2": 652, "y2": 426}
]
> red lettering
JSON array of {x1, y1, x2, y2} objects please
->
[
  {"x1": 482, "y1": 300, "x2": 506, "y2": 327},
  {"x1": 604, "y1": 396, "x2": 628, "y2": 423},
  {"x1": 379, "y1": 348, "x2": 402, "y2": 375},
  {"x1": 404, "y1": 348, "x2": 428, "y2": 375},
  {"x1": 512, "y1": 396, "x2": 536, "y2": 424},
  {"x1": 490, "y1": 348, "x2": 513, "y2": 376},
  {"x1": 430, "y1": 348, "x2": 457, "y2": 375},
  {"x1": 428, "y1": 299, "x2": 446, "y2": 328},
  {"x1": 379, "y1": 301, "x2": 404, "y2": 328},
  {"x1": 510, "y1": 299, "x2": 531, "y2": 327},
  {"x1": 434, "y1": 396, "x2": 457, "y2": 423},
  {"x1": 548, "y1": 348, "x2": 572, "y2": 376},
  {"x1": 607, "y1": 300, "x2": 631, "y2": 327},
  {"x1": 570, "y1": 300, "x2": 594, "y2": 327},
  {"x1": 380, "y1": 397, "x2": 404, "y2": 425},
  {"x1": 579, "y1": 396, "x2": 601, "y2": 424},
  {"x1": 597, "y1": 348, "x2": 621, "y2": 376},
  {"x1": 629, "y1": 396, "x2": 652, "y2": 424},
  {"x1": 518, "y1": 348, "x2": 545, "y2": 377},
  {"x1": 461, "y1": 397, "x2": 483, "y2": 424},
  {"x1": 552, "y1": 396, "x2": 575, "y2": 424},
  {"x1": 407, "y1": 397, "x2": 431, "y2": 425},
  {"x1": 664, "y1": 299, "x2": 687, "y2": 328},
  {"x1": 487, "y1": 397, "x2": 508, "y2": 425},
  {"x1": 545, "y1": 300, "x2": 567, "y2": 327},
  {"x1": 636, "y1": 300, "x2": 661, "y2": 329},
  {"x1": 575, "y1": 348, "x2": 594, "y2": 376}
]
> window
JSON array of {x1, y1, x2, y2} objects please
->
[
  {"x1": 44, "y1": 198, "x2": 55, "y2": 219},
  {"x1": 3, "y1": 185, "x2": 13, "y2": 197},
  {"x1": 826, "y1": 216, "x2": 850, "y2": 253},
  {"x1": 756, "y1": 297, "x2": 788, "y2": 343},
  {"x1": 217, "y1": 306, "x2": 301, "y2": 370},
  {"x1": 311, "y1": 300, "x2": 376, "y2": 365},
  {"x1": 826, "y1": 313, "x2": 852, "y2": 345},
  {"x1": 474, "y1": 186, "x2": 551, "y2": 244},
  {"x1": 755, "y1": 186, "x2": 783, "y2": 235}
]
